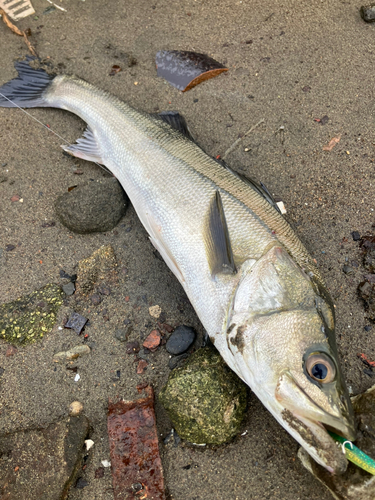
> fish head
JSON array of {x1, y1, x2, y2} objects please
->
[{"x1": 225, "y1": 246, "x2": 355, "y2": 473}]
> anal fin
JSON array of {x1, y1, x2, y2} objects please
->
[
  {"x1": 62, "y1": 126, "x2": 104, "y2": 164},
  {"x1": 205, "y1": 190, "x2": 236, "y2": 277}
]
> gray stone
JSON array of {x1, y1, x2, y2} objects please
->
[
  {"x1": 0, "y1": 415, "x2": 90, "y2": 500},
  {"x1": 62, "y1": 282, "x2": 75, "y2": 296},
  {"x1": 114, "y1": 327, "x2": 131, "y2": 342},
  {"x1": 361, "y1": 5, "x2": 375, "y2": 22},
  {"x1": 55, "y1": 178, "x2": 128, "y2": 234},
  {"x1": 159, "y1": 347, "x2": 247, "y2": 445}
]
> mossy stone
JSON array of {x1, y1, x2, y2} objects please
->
[
  {"x1": 159, "y1": 347, "x2": 247, "y2": 445},
  {"x1": 0, "y1": 283, "x2": 64, "y2": 345}
]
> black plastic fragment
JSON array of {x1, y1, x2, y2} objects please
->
[{"x1": 65, "y1": 312, "x2": 88, "y2": 334}]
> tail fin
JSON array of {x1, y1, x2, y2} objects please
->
[{"x1": 0, "y1": 57, "x2": 54, "y2": 108}]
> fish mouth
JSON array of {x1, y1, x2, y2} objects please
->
[
  {"x1": 288, "y1": 413, "x2": 353, "y2": 474},
  {"x1": 276, "y1": 372, "x2": 356, "y2": 473}
]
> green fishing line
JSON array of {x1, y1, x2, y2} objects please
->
[{"x1": 329, "y1": 431, "x2": 375, "y2": 475}]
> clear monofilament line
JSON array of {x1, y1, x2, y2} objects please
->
[{"x1": 0, "y1": 91, "x2": 111, "y2": 175}]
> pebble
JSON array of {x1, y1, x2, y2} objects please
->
[
  {"x1": 361, "y1": 5, "x2": 375, "y2": 22},
  {"x1": 53, "y1": 345, "x2": 91, "y2": 362},
  {"x1": 75, "y1": 478, "x2": 89, "y2": 489},
  {"x1": 166, "y1": 325, "x2": 196, "y2": 355},
  {"x1": 114, "y1": 327, "x2": 131, "y2": 342},
  {"x1": 55, "y1": 178, "x2": 128, "y2": 234},
  {"x1": 143, "y1": 329, "x2": 162, "y2": 351},
  {"x1": 351, "y1": 230, "x2": 361, "y2": 241},
  {"x1": 62, "y1": 282, "x2": 75, "y2": 296},
  {"x1": 364, "y1": 325, "x2": 372, "y2": 332},
  {"x1": 137, "y1": 359, "x2": 148, "y2": 374},
  {"x1": 342, "y1": 265, "x2": 354, "y2": 275},
  {"x1": 126, "y1": 341, "x2": 140, "y2": 354},
  {"x1": 149, "y1": 305, "x2": 162, "y2": 318},
  {"x1": 69, "y1": 401, "x2": 84, "y2": 416},
  {"x1": 85, "y1": 439, "x2": 94, "y2": 451}
]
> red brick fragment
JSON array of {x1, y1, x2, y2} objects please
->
[
  {"x1": 137, "y1": 359, "x2": 148, "y2": 374},
  {"x1": 107, "y1": 386, "x2": 165, "y2": 500},
  {"x1": 143, "y1": 330, "x2": 161, "y2": 351},
  {"x1": 10, "y1": 195, "x2": 20, "y2": 202}
]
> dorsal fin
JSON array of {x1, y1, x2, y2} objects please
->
[
  {"x1": 151, "y1": 111, "x2": 195, "y2": 142},
  {"x1": 205, "y1": 190, "x2": 236, "y2": 277},
  {"x1": 214, "y1": 157, "x2": 282, "y2": 214}
]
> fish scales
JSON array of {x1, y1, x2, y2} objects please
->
[{"x1": 0, "y1": 60, "x2": 355, "y2": 475}]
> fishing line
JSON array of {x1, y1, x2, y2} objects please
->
[{"x1": 0, "y1": 90, "x2": 112, "y2": 175}]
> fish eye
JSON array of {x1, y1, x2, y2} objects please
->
[{"x1": 305, "y1": 353, "x2": 336, "y2": 383}]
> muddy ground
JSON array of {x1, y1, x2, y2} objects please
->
[{"x1": 1, "y1": 1, "x2": 375, "y2": 499}]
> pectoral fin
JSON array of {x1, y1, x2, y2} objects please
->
[
  {"x1": 205, "y1": 190, "x2": 236, "y2": 277},
  {"x1": 62, "y1": 126, "x2": 104, "y2": 164}
]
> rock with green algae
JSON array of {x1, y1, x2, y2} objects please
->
[
  {"x1": 158, "y1": 347, "x2": 247, "y2": 445},
  {"x1": 0, "y1": 283, "x2": 64, "y2": 345}
]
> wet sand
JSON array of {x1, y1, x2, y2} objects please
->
[{"x1": 1, "y1": 1, "x2": 375, "y2": 498}]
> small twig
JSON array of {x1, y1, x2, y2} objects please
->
[
  {"x1": 222, "y1": 118, "x2": 265, "y2": 161},
  {"x1": 0, "y1": 8, "x2": 38, "y2": 56}
]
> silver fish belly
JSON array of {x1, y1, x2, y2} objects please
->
[{"x1": 0, "y1": 59, "x2": 355, "y2": 473}]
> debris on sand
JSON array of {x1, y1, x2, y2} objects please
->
[
  {"x1": 0, "y1": 283, "x2": 63, "y2": 345},
  {"x1": 358, "y1": 235, "x2": 375, "y2": 320},
  {"x1": 323, "y1": 135, "x2": 341, "y2": 151},
  {"x1": 156, "y1": 50, "x2": 228, "y2": 91},
  {"x1": 0, "y1": 7, "x2": 37, "y2": 55},
  {"x1": 108, "y1": 386, "x2": 165, "y2": 500}
]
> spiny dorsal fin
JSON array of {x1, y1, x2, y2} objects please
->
[
  {"x1": 152, "y1": 111, "x2": 195, "y2": 142},
  {"x1": 62, "y1": 126, "x2": 104, "y2": 164},
  {"x1": 205, "y1": 190, "x2": 236, "y2": 277}
]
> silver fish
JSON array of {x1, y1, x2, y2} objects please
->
[{"x1": 0, "y1": 59, "x2": 355, "y2": 473}]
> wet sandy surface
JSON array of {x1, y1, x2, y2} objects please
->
[{"x1": 1, "y1": 1, "x2": 375, "y2": 498}]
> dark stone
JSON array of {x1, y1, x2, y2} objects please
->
[
  {"x1": 55, "y1": 178, "x2": 128, "y2": 234},
  {"x1": 361, "y1": 5, "x2": 375, "y2": 22},
  {"x1": 0, "y1": 415, "x2": 90, "y2": 500},
  {"x1": 351, "y1": 231, "x2": 361, "y2": 241},
  {"x1": 97, "y1": 285, "x2": 111, "y2": 296},
  {"x1": 343, "y1": 265, "x2": 354, "y2": 275},
  {"x1": 365, "y1": 325, "x2": 372, "y2": 331},
  {"x1": 65, "y1": 312, "x2": 88, "y2": 335},
  {"x1": 166, "y1": 325, "x2": 196, "y2": 355},
  {"x1": 75, "y1": 477, "x2": 89, "y2": 489},
  {"x1": 62, "y1": 282, "x2": 75, "y2": 296},
  {"x1": 5, "y1": 245, "x2": 15, "y2": 251},
  {"x1": 126, "y1": 341, "x2": 140, "y2": 354},
  {"x1": 60, "y1": 269, "x2": 71, "y2": 279},
  {"x1": 114, "y1": 327, "x2": 131, "y2": 342}
]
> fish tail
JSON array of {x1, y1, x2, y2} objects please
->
[{"x1": 0, "y1": 57, "x2": 54, "y2": 108}]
